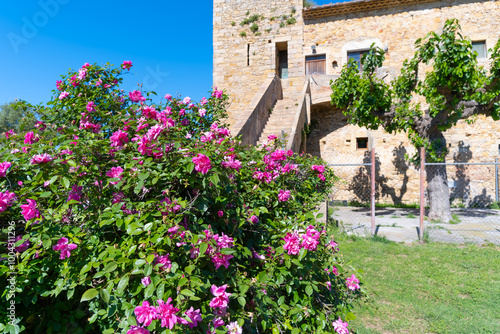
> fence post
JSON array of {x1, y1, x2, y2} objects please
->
[
  {"x1": 496, "y1": 158, "x2": 499, "y2": 204},
  {"x1": 419, "y1": 147, "x2": 425, "y2": 243},
  {"x1": 371, "y1": 148, "x2": 376, "y2": 235}
]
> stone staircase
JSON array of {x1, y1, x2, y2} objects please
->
[{"x1": 256, "y1": 91, "x2": 299, "y2": 146}]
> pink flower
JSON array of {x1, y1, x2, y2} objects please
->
[
  {"x1": 164, "y1": 94, "x2": 172, "y2": 101},
  {"x1": 213, "y1": 317, "x2": 225, "y2": 328},
  {"x1": 106, "y1": 166, "x2": 124, "y2": 185},
  {"x1": 278, "y1": 189, "x2": 291, "y2": 202},
  {"x1": 301, "y1": 225, "x2": 321, "y2": 251},
  {"x1": 268, "y1": 134, "x2": 277, "y2": 141},
  {"x1": 209, "y1": 284, "x2": 231, "y2": 309},
  {"x1": 331, "y1": 266, "x2": 339, "y2": 276},
  {"x1": 212, "y1": 89, "x2": 223, "y2": 99},
  {"x1": 192, "y1": 154, "x2": 211, "y2": 174},
  {"x1": 211, "y1": 252, "x2": 234, "y2": 269},
  {"x1": 0, "y1": 162, "x2": 12, "y2": 177},
  {"x1": 20, "y1": 199, "x2": 40, "y2": 221},
  {"x1": 249, "y1": 215, "x2": 259, "y2": 224},
  {"x1": 213, "y1": 233, "x2": 234, "y2": 248},
  {"x1": 227, "y1": 321, "x2": 243, "y2": 334},
  {"x1": 346, "y1": 274, "x2": 360, "y2": 291},
  {"x1": 129, "y1": 90, "x2": 146, "y2": 102},
  {"x1": 182, "y1": 97, "x2": 191, "y2": 104},
  {"x1": 134, "y1": 301, "x2": 158, "y2": 327},
  {"x1": 52, "y1": 237, "x2": 78, "y2": 259},
  {"x1": 110, "y1": 130, "x2": 129, "y2": 149},
  {"x1": 326, "y1": 281, "x2": 331, "y2": 291},
  {"x1": 67, "y1": 185, "x2": 83, "y2": 203},
  {"x1": 199, "y1": 108, "x2": 206, "y2": 117},
  {"x1": 0, "y1": 191, "x2": 16, "y2": 212},
  {"x1": 122, "y1": 60, "x2": 133, "y2": 70},
  {"x1": 218, "y1": 210, "x2": 224, "y2": 217},
  {"x1": 221, "y1": 156, "x2": 242, "y2": 171},
  {"x1": 157, "y1": 298, "x2": 179, "y2": 329},
  {"x1": 86, "y1": 101, "x2": 96, "y2": 112},
  {"x1": 24, "y1": 132, "x2": 38, "y2": 145},
  {"x1": 311, "y1": 165, "x2": 325, "y2": 173},
  {"x1": 78, "y1": 68, "x2": 87, "y2": 80},
  {"x1": 332, "y1": 317, "x2": 350, "y2": 334},
  {"x1": 14, "y1": 235, "x2": 30, "y2": 253},
  {"x1": 327, "y1": 239, "x2": 339, "y2": 253},
  {"x1": 56, "y1": 80, "x2": 63, "y2": 90},
  {"x1": 284, "y1": 232, "x2": 301, "y2": 255},
  {"x1": 200, "y1": 97, "x2": 208, "y2": 105},
  {"x1": 155, "y1": 254, "x2": 172, "y2": 271},
  {"x1": 59, "y1": 91, "x2": 69, "y2": 100},
  {"x1": 127, "y1": 326, "x2": 150, "y2": 334},
  {"x1": 183, "y1": 307, "x2": 202, "y2": 329},
  {"x1": 30, "y1": 153, "x2": 53, "y2": 164},
  {"x1": 141, "y1": 276, "x2": 151, "y2": 287}
]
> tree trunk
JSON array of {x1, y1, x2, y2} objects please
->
[{"x1": 426, "y1": 164, "x2": 452, "y2": 223}]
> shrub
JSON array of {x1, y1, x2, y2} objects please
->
[
  {"x1": 0, "y1": 62, "x2": 364, "y2": 333},
  {"x1": 240, "y1": 31, "x2": 247, "y2": 37},
  {"x1": 250, "y1": 23, "x2": 259, "y2": 33}
]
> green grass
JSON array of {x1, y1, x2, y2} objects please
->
[
  {"x1": 340, "y1": 237, "x2": 500, "y2": 333},
  {"x1": 450, "y1": 213, "x2": 462, "y2": 224},
  {"x1": 407, "y1": 213, "x2": 416, "y2": 219}
]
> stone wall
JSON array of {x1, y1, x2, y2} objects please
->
[
  {"x1": 303, "y1": 0, "x2": 499, "y2": 78},
  {"x1": 302, "y1": 0, "x2": 500, "y2": 206},
  {"x1": 213, "y1": 0, "x2": 305, "y2": 126},
  {"x1": 307, "y1": 104, "x2": 500, "y2": 205}
]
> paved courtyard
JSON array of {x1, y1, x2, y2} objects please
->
[{"x1": 321, "y1": 204, "x2": 500, "y2": 245}]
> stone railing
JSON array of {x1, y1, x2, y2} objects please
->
[
  {"x1": 233, "y1": 74, "x2": 283, "y2": 146},
  {"x1": 286, "y1": 76, "x2": 311, "y2": 152}
]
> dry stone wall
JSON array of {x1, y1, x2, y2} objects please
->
[{"x1": 213, "y1": 0, "x2": 305, "y2": 126}]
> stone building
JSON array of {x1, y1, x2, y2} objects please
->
[{"x1": 213, "y1": 0, "x2": 500, "y2": 205}]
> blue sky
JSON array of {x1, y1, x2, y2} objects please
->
[{"x1": 0, "y1": 0, "x2": 336, "y2": 105}]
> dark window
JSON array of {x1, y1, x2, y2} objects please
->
[
  {"x1": 305, "y1": 54, "x2": 326, "y2": 75},
  {"x1": 472, "y1": 41, "x2": 486, "y2": 58},
  {"x1": 347, "y1": 50, "x2": 371, "y2": 71},
  {"x1": 356, "y1": 137, "x2": 368, "y2": 150}
]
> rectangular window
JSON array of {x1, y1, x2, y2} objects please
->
[
  {"x1": 472, "y1": 41, "x2": 486, "y2": 58},
  {"x1": 347, "y1": 50, "x2": 370, "y2": 71},
  {"x1": 356, "y1": 137, "x2": 368, "y2": 150},
  {"x1": 305, "y1": 54, "x2": 326, "y2": 75}
]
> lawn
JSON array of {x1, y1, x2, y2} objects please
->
[{"x1": 339, "y1": 236, "x2": 500, "y2": 334}]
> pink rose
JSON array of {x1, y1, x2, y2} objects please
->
[
  {"x1": 20, "y1": 199, "x2": 40, "y2": 221},
  {"x1": 52, "y1": 237, "x2": 78, "y2": 259},
  {"x1": 0, "y1": 162, "x2": 12, "y2": 177},
  {"x1": 122, "y1": 60, "x2": 133, "y2": 70},
  {"x1": 59, "y1": 91, "x2": 70, "y2": 100}
]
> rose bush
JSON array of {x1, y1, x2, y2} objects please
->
[{"x1": 0, "y1": 62, "x2": 364, "y2": 334}]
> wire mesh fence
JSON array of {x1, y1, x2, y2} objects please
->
[
  {"x1": 423, "y1": 149, "x2": 500, "y2": 244},
  {"x1": 327, "y1": 151, "x2": 373, "y2": 237},
  {"x1": 325, "y1": 148, "x2": 500, "y2": 245}
]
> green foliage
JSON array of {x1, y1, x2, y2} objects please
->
[
  {"x1": 331, "y1": 19, "x2": 500, "y2": 163},
  {"x1": 240, "y1": 14, "x2": 261, "y2": 26},
  {"x1": 0, "y1": 63, "x2": 364, "y2": 333},
  {"x1": 0, "y1": 102, "x2": 37, "y2": 135},
  {"x1": 303, "y1": 0, "x2": 317, "y2": 8},
  {"x1": 286, "y1": 17, "x2": 297, "y2": 25},
  {"x1": 240, "y1": 31, "x2": 247, "y2": 37},
  {"x1": 250, "y1": 23, "x2": 259, "y2": 33}
]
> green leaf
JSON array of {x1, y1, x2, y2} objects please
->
[
  {"x1": 185, "y1": 265, "x2": 195, "y2": 275},
  {"x1": 62, "y1": 177, "x2": 70, "y2": 189},
  {"x1": 305, "y1": 285, "x2": 313, "y2": 296},
  {"x1": 199, "y1": 243, "x2": 208, "y2": 256},
  {"x1": 238, "y1": 296, "x2": 246, "y2": 307},
  {"x1": 186, "y1": 162, "x2": 195, "y2": 173},
  {"x1": 100, "y1": 289, "x2": 110, "y2": 304},
  {"x1": 210, "y1": 174, "x2": 220, "y2": 186},
  {"x1": 240, "y1": 285, "x2": 250, "y2": 294},
  {"x1": 39, "y1": 191, "x2": 52, "y2": 198},
  {"x1": 116, "y1": 276, "x2": 129, "y2": 296},
  {"x1": 178, "y1": 277, "x2": 188, "y2": 287},
  {"x1": 144, "y1": 282, "x2": 155, "y2": 299},
  {"x1": 81, "y1": 288, "x2": 98, "y2": 302},
  {"x1": 298, "y1": 248, "x2": 307, "y2": 261},
  {"x1": 138, "y1": 172, "x2": 150, "y2": 181},
  {"x1": 180, "y1": 289, "x2": 195, "y2": 297},
  {"x1": 104, "y1": 262, "x2": 117, "y2": 273}
]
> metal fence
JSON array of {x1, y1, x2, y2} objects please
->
[{"x1": 326, "y1": 148, "x2": 500, "y2": 245}]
